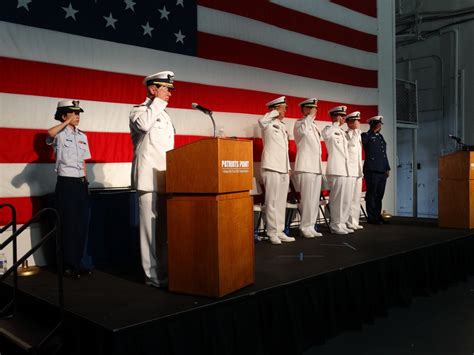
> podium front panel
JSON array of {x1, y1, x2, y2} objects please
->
[
  {"x1": 439, "y1": 151, "x2": 474, "y2": 180},
  {"x1": 167, "y1": 192, "x2": 254, "y2": 297},
  {"x1": 166, "y1": 138, "x2": 253, "y2": 194},
  {"x1": 438, "y1": 151, "x2": 474, "y2": 229}
]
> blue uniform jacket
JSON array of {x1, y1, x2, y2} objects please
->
[{"x1": 361, "y1": 130, "x2": 390, "y2": 173}]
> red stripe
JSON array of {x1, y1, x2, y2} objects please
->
[
  {"x1": 2, "y1": 127, "x2": 368, "y2": 164},
  {"x1": 198, "y1": 33, "x2": 377, "y2": 88},
  {"x1": 331, "y1": 0, "x2": 377, "y2": 18},
  {"x1": 198, "y1": 0, "x2": 377, "y2": 53},
  {"x1": 0, "y1": 57, "x2": 378, "y2": 120},
  {"x1": 0, "y1": 128, "x2": 215, "y2": 164},
  {"x1": 0, "y1": 196, "x2": 43, "y2": 225}
]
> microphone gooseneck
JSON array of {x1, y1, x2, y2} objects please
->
[{"x1": 192, "y1": 103, "x2": 216, "y2": 137}]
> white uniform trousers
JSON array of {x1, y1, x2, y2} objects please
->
[
  {"x1": 138, "y1": 191, "x2": 168, "y2": 284},
  {"x1": 347, "y1": 176, "x2": 363, "y2": 227},
  {"x1": 297, "y1": 172, "x2": 322, "y2": 230},
  {"x1": 327, "y1": 175, "x2": 352, "y2": 230},
  {"x1": 262, "y1": 169, "x2": 289, "y2": 237}
]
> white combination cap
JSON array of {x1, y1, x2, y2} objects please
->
[
  {"x1": 299, "y1": 98, "x2": 318, "y2": 108},
  {"x1": 266, "y1": 96, "x2": 287, "y2": 108},
  {"x1": 345, "y1": 111, "x2": 361, "y2": 121},
  {"x1": 328, "y1": 105, "x2": 347, "y2": 115},
  {"x1": 143, "y1": 70, "x2": 175, "y2": 89},
  {"x1": 56, "y1": 99, "x2": 84, "y2": 113},
  {"x1": 368, "y1": 115, "x2": 383, "y2": 125}
]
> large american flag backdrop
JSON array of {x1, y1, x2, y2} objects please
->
[{"x1": 0, "y1": 0, "x2": 380, "y2": 226}]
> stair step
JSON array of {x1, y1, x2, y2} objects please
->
[{"x1": 0, "y1": 309, "x2": 59, "y2": 352}]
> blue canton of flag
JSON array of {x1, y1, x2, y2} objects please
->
[{"x1": 0, "y1": 0, "x2": 197, "y2": 56}]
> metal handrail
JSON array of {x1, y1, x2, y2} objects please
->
[
  {"x1": 0, "y1": 204, "x2": 18, "y2": 315},
  {"x1": 0, "y1": 207, "x2": 64, "y2": 325}
]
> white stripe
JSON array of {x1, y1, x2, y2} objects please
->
[
  {"x1": 0, "y1": 93, "x2": 370, "y2": 139},
  {"x1": 4, "y1": 93, "x2": 373, "y2": 137},
  {"x1": 270, "y1": 0, "x2": 378, "y2": 35},
  {"x1": 198, "y1": 6, "x2": 377, "y2": 70},
  {"x1": 0, "y1": 22, "x2": 378, "y2": 104},
  {"x1": 0, "y1": 93, "x2": 276, "y2": 137},
  {"x1": 0, "y1": 92, "x2": 371, "y2": 137},
  {"x1": 1, "y1": 163, "x2": 131, "y2": 197}
]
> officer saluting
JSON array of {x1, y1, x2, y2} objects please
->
[
  {"x1": 130, "y1": 71, "x2": 175, "y2": 287},
  {"x1": 293, "y1": 98, "x2": 323, "y2": 238},
  {"x1": 345, "y1": 111, "x2": 364, "y2": 230},
  {"x1": 322, "y1": 106, "x2": 353, "y2": 235},
  {"x1": 46, "y1": 100, "x2": 92, "y2": 279},
  {"x1": 361, "y1": 116, "x2": 391, "y2": 224},
  {"x1": 259, "y1": 96, "x2": 295, "y2": 245}
]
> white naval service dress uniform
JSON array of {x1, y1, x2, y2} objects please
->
[
  {"x1": 321, "y1": 122, "x2": 352, "y2": 233},
  {"x1": 130, "y1": 97, "x2": 174, "y2": 286},
  {"x1": 294, "y1": 114, "x2": 323, "y2": 237},
  {"x1": 346, "y1": 128, "x2": 364, "y2": 229},
  {"x1": 259, "y1": 110, "x2": 291, "y2": 241}
]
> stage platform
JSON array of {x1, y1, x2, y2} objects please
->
[{"x1": 1, "y1": 218, "x2": 474, "y2": 355}]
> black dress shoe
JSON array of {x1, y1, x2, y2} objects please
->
[
  {"x1": 64, "y1": 269, "x2": 81, "y2": 279},
  {"x1": 145, "y1": 277, "x2": 168, "y2": 289}
]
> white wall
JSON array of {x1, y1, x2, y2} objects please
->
[
  {"x1": 378, "y1": 0, "x2": 397, "y2": 215},
  {"x1": 396, "y1": 0, "x2": 474, "y2": 217}
]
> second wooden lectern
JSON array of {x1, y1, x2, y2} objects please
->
[
  {"x1": 438, "y1": 151, "x2": 474, "y2": 229},
  {"x1": 166, "y1": 138, "x2": 254, "y2": 297}
]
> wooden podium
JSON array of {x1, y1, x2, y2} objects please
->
[
  {"x1": 166, "y1": 138, "x2": 255, "y2": 297},
  {"x1": 438, "y1": 151, "x2": 474, "y2": 228}
]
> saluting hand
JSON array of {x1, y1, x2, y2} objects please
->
[
  {"x1": 64, "y1": 116, "x2": 75, "y2": 126},
  {"x1": 156, "y1": 86, "x2": 171, "y2": 102},
  {"x1": 275, "y1": 105, "x2": 286, "y2": 119},
  {"x1": 148, "y1": 85, "x2": 171, "y2": 102}
]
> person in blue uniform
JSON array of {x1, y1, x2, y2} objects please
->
[
  {"x1": 46, "y1": 100, "x2": 92, "y2": 279},
  {"x1": 361, "y1": 115, "x2": 390, "y2": 224}
]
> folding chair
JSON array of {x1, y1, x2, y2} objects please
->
[
  {"x1": 360, "y1": 191, "x2": 368, "y2": 220},
  {"x1": 250, "y1": 177, "x2": 266, "y2": 241},
  {"x1": 285, "y1": 179, "x2": 301, "y2": 234},
  {"x1": 318, "y1": 190, "x2": 331, "y2": 229}
]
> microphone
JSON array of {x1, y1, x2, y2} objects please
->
[
  {"x1": 192, "y1": 103, "x2": 212, "y2": 115},
  {"x1": 448, "y1": 134, "x2": 462, "y2": 144},
  {"x1": 191, "y1": 102, "x2": 216, "y2": 137}
]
